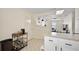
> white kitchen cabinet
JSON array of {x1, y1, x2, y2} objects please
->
[
  {"x1": 44, "y1": 36, "x2": 58, "y2": 51},
  {"x1": 61, "y1": 46, "x2": 77, "y2": 51},
  {"x1": 44, "y1": 36, "x2": 79, "y2": 51},
  {"x1": 59, "y1": 39, "x2": 75, "y2": 51},
  {"x1": 60, "y1": 39, "x2": 79, "y2": 51}
]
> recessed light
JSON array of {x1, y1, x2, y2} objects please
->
[{"x1": 56, "y1": 10, "x2": 64, "y2": 15}]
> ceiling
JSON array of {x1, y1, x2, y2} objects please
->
[
  {"x1": 55, "y1": 8, "x2": 74, "y2": 18},
  {"x1": 25, "y1": 8, "x2": 55, "y2": 13},
  {"x1": 25, "y1": 8, "x2": 74, "y2": 18}
]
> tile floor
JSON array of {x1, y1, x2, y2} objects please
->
[{"x1": 20, "y1": 39, "x2": 44, "y2": 51}]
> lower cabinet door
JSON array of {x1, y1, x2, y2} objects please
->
[
  {"x1": 45, "y1": 42, "x2": 56, "y2": 51},
  {"x1": 44, "y1": 36, "x2": 79, "y2": 51},
  {"x1": 60, "y1": 39, "x2": 79, "y2": 51},
  {"x1": 62, "y1": 46, "x2": 76, "y2": 51},
  {"x1": 61, "y1": 42, "x2": 79, "y2": 51},
  {"x1": 44, "y1": 36, "x2": 56, "y2": 51}
]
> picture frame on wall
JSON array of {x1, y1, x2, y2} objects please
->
[{"x1": 36, "y1": 16, "x2": 48, "y2": 27}]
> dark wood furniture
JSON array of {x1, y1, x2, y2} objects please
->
[
  {"x1": 0, "y1": 30, "x2": 28, "y2": 51},
  {"x1": 0, "y1": 39, "x2": 13, "y2": 51},
  {"x1": 12, "y1": 32, "x2": 28, "y2": 51}
]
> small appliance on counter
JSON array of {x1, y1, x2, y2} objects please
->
[{"x1": 62, "y1": 24, "x2": 70, "y2": 33}]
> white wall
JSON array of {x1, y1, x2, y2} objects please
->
[
  {"x1": 0, "y1": 8, "x2": 54, "y2": 40},
  {"x1": 63, "y1": 9, "x2": 76, "y2": 34},
  {"x1": 63, "y1": 13, "x2": 73, "y2": 34},
  {"x1": 75, "y1": 8, "x2": 79, "y2": 33},
  {"x1": 30, "y1": 12, "x2": 55, "y2": 39},
  {"x1": 0, "y1": 8, "x2": 76, "y2": 40},
  {"x1": 55, "y1": 19, "x2": 64, "y2": 32},
  {"x1": 0, "y1": 8, "x2": 32, "y2": 39}
]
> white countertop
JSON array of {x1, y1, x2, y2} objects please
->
[{"x1": 51, "y1": 32, "x2": 79, "y2": 41}]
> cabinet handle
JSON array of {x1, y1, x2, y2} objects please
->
[
  {"x1": 65, "y1": 43, "x2": 72, "y2": 46},
  {"x1": 60, "y1": 47, "x2": 62, "y2": 51},
  {"x1": 55, "y1": 46, "x2": 57, "y2": 51},
  {"x1": 49, "y1": 40, "x2": 53, "y2": 42}
]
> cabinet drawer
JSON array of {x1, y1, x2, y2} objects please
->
[
  {"x1": 44, "y1": 36, "x2": 57, "y2": 51},
  {"x1": 61, "y1": 39, "x2": 79, "y2": 50},
  {"x1": 44, "y1": 36, "x2": 53, "y2": 42},
  {"x1": 44, "y1": 36, "x2": 58, "y2": 43}
]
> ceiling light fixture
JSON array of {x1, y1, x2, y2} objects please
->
[{"x1": 56, "y1": 10, "x2": 64, "y2": 15}]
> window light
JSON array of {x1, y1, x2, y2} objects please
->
[{"x1": 56, "y1": 10, "x2": 64, "y2": 15}]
